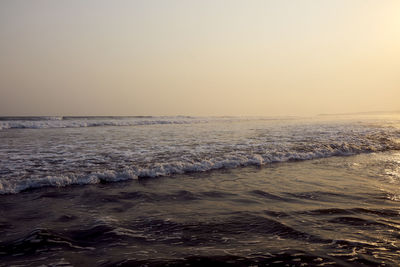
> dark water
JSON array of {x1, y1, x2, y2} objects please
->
[{"x1": 1, "y1": 152, "x2": 399, "y2": 266}]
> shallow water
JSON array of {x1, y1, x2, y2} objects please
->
[
  {"x1": 1, "y1": 152, "x2": 400, "y2": 266},
  {"x1": 0, "y1": 116, "x2": 400, "y2": 266},
  {"x1": 1, "y1": 116, "x2": 399, "y2": 194}
]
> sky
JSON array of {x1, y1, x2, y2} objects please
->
[{"x1": 0, "y1": 0, "x2": 399, "y2": 116}]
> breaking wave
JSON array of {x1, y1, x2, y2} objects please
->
[
  {"x1": 1, "y1": 139, "x2": 399, "y2": 194},
  {"x1": 0, "y1": 116, "x2": 205, "y2": 130},
  {"x1": 0, "y1": 116, "x2": 298, "y2": 130},
  {"x1": 1, "y1": 115, "x2": 399, "y2": 194}
]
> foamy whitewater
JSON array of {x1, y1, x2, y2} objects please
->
[
  {"x1": 1, "y1": 115, "x2": 400, "y2": 266},
  {"x1": 0, "y1": 116, "x2": 399, "y2": 194}
]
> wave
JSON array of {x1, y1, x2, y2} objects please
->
[
  {"x1": 0, "y1": 116, "x2": 157, "y2": 121},
  {"x1": 1, "y1": 139, "x2": 399, "y2": 194},
  {"x1": 0, "y1": 116, "x2": 298, "y2": 130},
  {"x1": 0, "y1": 116, "x2": 64, "y2": 121},
  {"x1": 1, "y1": 117, "x2": 399, "y2": 194},
  {"x1": 0, "y1": 117, "x2": 205, "y2": 130},
  {"x1": 2, "y1": 213, "x2": 397, "y2": 266}
]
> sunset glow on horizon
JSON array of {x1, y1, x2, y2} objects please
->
[{"x1": 1, "y1": 0, "x2": 399, "y2": 116}]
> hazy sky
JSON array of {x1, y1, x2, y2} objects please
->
[{"x1": 0, "y1": 0, "x2": 399, "y2": 116}]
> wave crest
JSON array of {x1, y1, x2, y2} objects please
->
[{"x1": 1, "y1": 139, "x2": 399, "y2": 194}]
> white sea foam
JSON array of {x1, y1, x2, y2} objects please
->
[
  {"x1": 1, "y1": 116, "x2": 399, "y2": 194},
  {"x1": 0, "y1": 118, "x2": 199, "y2": 130},
  {"x1": 1, "y1": 141, "x2": 399, "y2": 194},
  {"x1": 0, "y1": 171, "x2": 138, "y2": 194},
  {"x1": 0, "y1": 116, "x2": 299, "y2": 130}
]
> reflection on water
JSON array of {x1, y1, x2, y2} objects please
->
[{"x1": 0, "y1": 152, "x2": 399, "y2": 266}]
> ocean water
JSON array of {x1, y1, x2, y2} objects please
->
[{"x1": 0, "y1": 115, "x2": 399, "y2": 266}]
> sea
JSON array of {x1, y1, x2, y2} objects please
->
[{"x1": 0, "y1": 115, "x2": 399, "y2": 266}]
